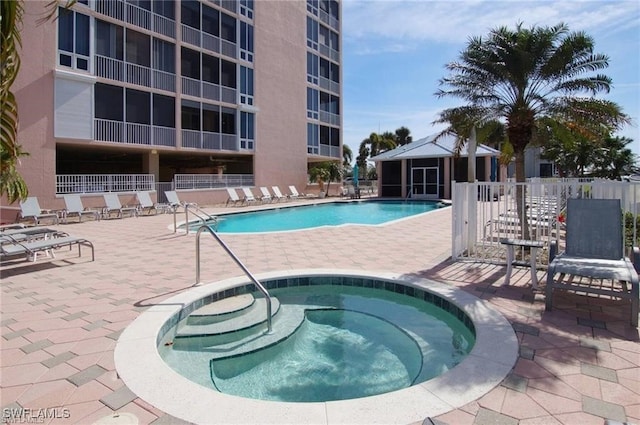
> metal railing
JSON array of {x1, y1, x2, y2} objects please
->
[
  {"x1": 180, "y1": 203, "x2": 217, "y2": 234},
  {"x1": 56, "y1": 174, "x2": 155, "y2": 194},
  {"x1": 452, "y1": 179, "x2": 640, "y2": 264},
  {"x1": 174, "y1": 174, "x2": 254, "y2": 190},
  {"x1": 195, "y1": 225, "x2": 273, "y2": 333}
]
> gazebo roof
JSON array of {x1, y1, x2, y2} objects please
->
[{"x1": 371, "y1": 133, "x2": 500, "y2": 161}]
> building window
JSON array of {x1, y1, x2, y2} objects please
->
[
  {"x1": 307, "y1": 0, "x2": 319, "y2": 16},
  {"x1": 307, "y1": 88, "x2": 319, "y2": 119},
  {"x1": 181, "y1": 0, "x2": 200, "y2": 30},
  {"x1": 153, "y1": 94, "x2": 175, "y2": 128},
  {"x1": 203, "y1": 105, "x2": 220, "y2": 133},
  {"x1": 220, "y1": 12, "x2": 236, "y2": 44},
  {"x1": 221, "y1": 107, "x2": 236, "y2": 134},
  {"x1": 307, "y1": 123, "x2": 319, "y2": 154},
  {"x1": 202, "y1": 5, "x2": 219, "y2": 37},
  {"x1": 126, "y1": 89, "x2": 150, "y2": 125},
  {"x1": 181, "y1": 101, "x2": 201, "y2": 131},
  {"x1": 96, "y1": 20, "x2": 123, "y2": 60},
  {"x1": 307, "y1": 52, "x2": 319, "y2": 85},
  {"x1": 57, "y1": 8, "x2": 90, "y2": 71},
  {"x1": 202, "y1": 54, "x2": 220, "y2": 84},
  {"x1": 240, "y1": 0, "x2": 254, "y2": 19},
  {"x1": 181, "y1": 47, "x2": 201, "y2": 80},
  {"x1": 240, "y1": 22, "x2": 254, "y2": 62},
  {"x1": 126, "y1": 29, "x2": 150, "y2": 67},
  {"x1": 240, "y1": 66, "x2": 254, "y2": 105},
  {"x1": 153, "y1": 0, "x2": 175, "y2": 20},
  {"x1": 306, "y1": 16, "x2": 318, "y2": 50},
  {"x1": 221, "y1": 59, "x2": 236, "y2": 89},
  {"x1": 240, "y1": 111, "x2": 254, "y2": 149},
  {"x1": 95, "y1": 83, "x2": 123, "y2": 121}
]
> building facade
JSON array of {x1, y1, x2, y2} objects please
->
[{"x1": 4, "y1": 0, "x2": 341, "y2": 216}]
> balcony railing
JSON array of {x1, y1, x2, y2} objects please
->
[
  {"x1": 95, "y1": 119, "x2": 176, "y2": 146},
  {"x1": 95, "y1": 0, "x2": 176, "y2": 38},
  {"x1": 182, "y1": 24, "x2": 237, "y2": 59},
  {"x1": 319, "y1": 76, "x2": 340, "y2": 94},
  {"x1": 182, "y1": 76, "x2": 201, "y2": 97},
  {"x1": 182, "y1": 129, "x2": 238, "y2": 151},
  {"x1": 174, "y1": 174, "x2": 254, "y2": 190},
  {"x1": 319, "y1": 44, "x2": 340, "y2": 63},
  {"x1": 96, "y1": 55, "x2": 172, "y2": 90},
  {"x1": 319, "y1": 9, "x2": 339, "y2": 32},
  {"x1": 56, "y1": 174, "x2": 155, "y2": 194},
  {"x1": 319, "y1": 144, "x2": 340, "y2": 158},
  {"x1": 319, "y1": 110, "x2": 340, "y2": 126}
]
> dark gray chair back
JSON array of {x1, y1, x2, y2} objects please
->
[{"x1": 566, "y1": 198, "x2": 623, "y2": 260}]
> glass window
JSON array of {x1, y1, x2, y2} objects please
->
[
  {"x1": 240, "y1": 66, "x2": 253, "y2": 96},
  {"x1": 181, "y1": 1, "x2": 200, "y2": 29},
  {"x1": 57, "y1": 8, "x2": 90, "y2": 70},
  {"x1": 126, "y1": 89, "x2": 150, "y2": 124},
  {"x1": 241, "y1": 112, "x2": 254, "y2": 139},
  {"x1": 153, "y1": 38, "x2": 175, "y2": 73},
  {"x1": 153, "y1": 0, "x2": 175, "y2": 20},
  {"x1": 126, "y1": 29, "x2": 151, "y2": 67},
  {"x1": 202, "y1": 5, "x2": 219, "y2": 36},
  {"x1": 96, "y1": 20, "x2": 124, "y2": 60},
  {"x1": 240, "y1": 22, "x2": 254, "y2": 61},
  {"x1": 221, "y1": 107, "x2": 236, "y2": 134},
  {"x1": 153, "y1": 94, "x2": 175, "y2": 127},
  {"x1": 75, "y1": 13, "x2": 89, "y2": 56},
  {"x1": 202, "y1": 54, "x2": 219, "y2": 84},
  {"x1": 220, "y1": 59, "x2": 236, "y2": 88},
  {"x1": 95, "y1": 83, "x2": 123, "y2": 121},
  {"x1": 181, "y1": 102, "x2": 201, "y2": 130},
  {"x1": 220, "y1": 13, "x2": 236, "y2": 43},
  {"x1": 203, "y1": 105, "x2": 220, "y2": 133},
  {"x1": 181, "y1": 47, "x2": 201, "y2": 79},
  {"x1": 58, "y1": 8, "x2": 74, "y2": 52}
]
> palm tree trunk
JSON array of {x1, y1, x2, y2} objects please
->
[{"x1": 514, "y1": 149, "x2": 531, "y2": 240}]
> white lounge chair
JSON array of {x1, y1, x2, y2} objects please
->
[
  {"x1": 546, "y1": 198, "x2": 639, "y2": 327},
  {"x1": 136, "y1": 191, "x2": 165, "y2": 215},
  {"x1": 259, "y1": 187, "x2": 272, "y2": 203},
  {"x1": 241, "y1": 187, "x2": 257, "y2": 204},
  {"x1": 103, "y1": 193, "x2": 137, "y2": 219},
  {"x1": 19, "y1": 197, "x2": 59, "y2": 225},
  {"x1": 165, "y1": 191, "x2": 197, "y2": 211},
  {"x1": 0, "y1": 234, "x2": 94, "y2": 263},
  {"x1": 271, "y1": 186, "x2": 287, "y2": 202},
  {"x1": 288, "y1": 185, "x2": 301, "y2": 200},
  {"x1": 226, "y1": 188, "x2": 242, "y2": 206},
  {"x1": 62, "y1": 194, "x2": 100, "y2": 223}
]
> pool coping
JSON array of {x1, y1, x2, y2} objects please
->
[{"x1": 114, "y1": 269, "x2": 518, "y2": 425}]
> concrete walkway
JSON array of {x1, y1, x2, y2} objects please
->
[{"x1": 1, "y1": 201, "x2": 638, "y2": 425}]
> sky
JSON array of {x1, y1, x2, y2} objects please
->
[{"x1": 341, "y1": 0, "x2": 640, "y2": 158}]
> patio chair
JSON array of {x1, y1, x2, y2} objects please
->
[
  {"x1": 546, "y1": 198, "x2": 639, "y2": 327},
  {"x1": 259, "y1": 187, "x2": 272, "y2": 203},
  {"x1": 19, "y1": 197, "x2": 59, "y2": 225},
  {"x1": 1, "y1": 233, "x2": 94, "y2": 263},
  {"x1": 103, "y1": 193, "x2": 138, "y2": 219},
  {"x1": 241, "y1": 187, "x2": 258, "y2": 205},
  {"x1": 62, "y1": 194, "x2": 101, "y2": 223},
  {"x1": 164, "y1": 191, "x2": 197, "y2": 211},
  {"x1": 226, "y1": 188, "x2": 242, "y2": 206},
  {"x1": 136, "y1": 191, "x2": 166, "y2": 215},
  {"x1": 288, "y1": 185, "x2": 301, "y2": 200},
  {"x1": 271, "y1": 186, "x2": 288, "y2": 202}
]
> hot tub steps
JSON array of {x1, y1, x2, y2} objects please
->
[{"x1": 186, "y1": 293, "x2": 255, "y2": 325}]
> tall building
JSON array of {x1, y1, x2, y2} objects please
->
[{"x1": 5, "y1": 0, "x2": 341, "y2": 214}]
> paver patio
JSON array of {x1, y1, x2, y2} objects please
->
[{"x1": 1, "y1": 201, "x2": 638, "y2": 425}]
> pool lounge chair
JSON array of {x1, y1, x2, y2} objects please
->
[
  {"x1": 62, "y1": 194, "x2": 101, "y2": 223},
  {"x1": 1, "y1": 233, "x2": 94, "y2": 263},
  {"x1": 164, "y1": 191, "x2": 197, "y2": 211},
  {"x1": 271, "y1": 186, "x2": 288, "y2": 202},
  {"x1": 19, "y1": 197, "x2": 59, "y2": 225},
  {"x1": 259, "y1": 187, "x2": 272, "y2": 203},
  {"x1": 546, "y1": 198, "x2": 639, "y2": 327},
  {"x1": 103, "y1": 193, "x2": 138, "y2": 219},
  {"x1": 136, "y1": 191, "x2": 166, "y2": 215},
  {"x1": 226, "y1": 188, "x2": 242, "y2": 206},
  {"x1": 288, "y1": 185, "x2": 301, "y2": 200},
  {"x1": 241, "y1": 187, "x2": 258, "y2": 205}
]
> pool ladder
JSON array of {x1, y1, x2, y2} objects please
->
[
  {"x1": 173, "y1": 203, "x2": 218, "y2": 234},
  {"x1": 195, "y1": 224, "x2": 273, "y2": 333}
]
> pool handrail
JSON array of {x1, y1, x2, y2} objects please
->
[
  {"x1": 195, "y1": 224, "x2": 273, "y2": 333},
  {"x1": 177, "y1": 204, "x2": 217, "y2": 234}
]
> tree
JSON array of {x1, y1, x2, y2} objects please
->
[
  {"x1": 308, "y1": 161, "x2": 342, "y2": 195},
  {"x1": 1, "y1": 0, "x2": 75, "y2": 203},
  {"x1": 356, "y1": 132, "x2": 396, "y2": 169},
  {"x1": 591, "y1": 135, "x2": 638, "y2": 180},
  {"x1": 342, "y1": 144, "x2": 352, "y2": 167},
  {"x1": 435, "y1": 22, "x2": 629, "y2": 238},
  {"x1": 394, "y1": 126, "x2": 412, "y2": 146}
]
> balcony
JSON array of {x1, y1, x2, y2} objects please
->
[
  {"x1": 319, "y1": 144, "x2": 340, "y2": 158},
  {"x1": 56, "y1": 174, "x2": 155, "y2": 194},
  {"x1": 182, "y1": 129, "x2": 238, "y2": 151},
  {"x1": 319, "y1": 9, "x2": 339, "y2": 32},
  {"x1": 95, "y1": 119, "x2": 176, "y2": 147},
  {"x1": 319, "y1": 44, "x2": 340, "y2": 63},
  {"x1": 95, "y1": 0, "x2": 176, "y2": 38},
  {"x1": 319, "y1": 76, "x2": 340, "y2": 94},
  {"x1": 96, "y1": 55, "x2": 175, "y2": 91},
  {"x1": 181, "y1": 24, "x2": 237, "y2": 59},
  {"x1": 319, "y1": 110, "x2": 340, "y2": 126}
]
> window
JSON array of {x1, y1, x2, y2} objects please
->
[
  {"x1": 307, "y1": 0, "x2": 319, "y2": 16},
  {"x1": 307, "y1": 52, "x2": 319, "y2": 84},
  {"x1": 307, "y1": 123, "x2": 319, "y2": 154},
  {"x1": 153, "y1": 39, "x2": 175, "y2": 73},
  {"x1": 240, "y1": 22, "x2": 254, "y2": 62},
  {"x1": 221, "y1": 59, "x2": 236, "y2": 88},
  {"x1": 202, "y1": 5, "x2": 219, "y2": 36},
  {"x1": 307, "y1": 88, "x2": 319, "y2": 119},
  {"x1": 240, "y1": 0, "x2": 254, "y2": 19},
  {"x1": 306, "y1": 17, "x2": 318, "y2": 50},
  {"x1": 220, "y1": 13, "x2": 236, "y2": 43},
  {"x1": 95, "y1": 84, "x2": 123, "y2": 121},
  {"x1": 240, "y1": 66, "x2": 253, "y2": 105},
  {"x1": 221, "y1": 107, "x2": 236, "y2": 134},
  {"x1": 153, "y1": 0, "x2": 175, "y2": 20},
  {"x1": 57, "y1": 8, "x2": 90, "y2": 70},
  {"x1": 240, "y1": 112, "x2": 254, "y2": 149},
  {"x1": 203, "y1": 105, "x2": 220, "y2": 133},
  {"x1": 96, "y1": 20, "x2": 123, "y2": 60},
  {"x1": 181, "y1": 1, "x2": 200, "y2": 29},
  {"x1": 181, "y1": 47, "x2": 201, "y2": 79},
  {"x1": 181, "y1": 101, "x2": 201, "y2": 131},
  {"x1": 202, "y1": 54, "x2": 220, "y2": 84},
  {"x1": 126, "y1": 89, "x2": 150, "y2": 124},
  {"x1": 126, "y1": 29, "x2": 150, "y2": 67},
  {"x1": 153, "y1": 94, "x2": 175, "y2": 127}
]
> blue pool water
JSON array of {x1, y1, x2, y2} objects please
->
[
  {"x1": 160, "y1": 283, "x2": 475, "y2": 402},
  {"x1": 190, "y1": 200, "x2": 446, "y2": 233}
]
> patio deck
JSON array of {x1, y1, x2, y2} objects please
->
[{"x1": 1, "y1": 201, "x2": 638, "y2": 425}]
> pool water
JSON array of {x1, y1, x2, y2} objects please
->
[
  {"x1": 160, "y1": 285, "x2": 475, "y2": 402},
  {"x1": 189, "y1": 200, "x2": 446, "y2": 233}
]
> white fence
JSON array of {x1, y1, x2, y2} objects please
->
[
  {"x1": 452, "y1": 179, "x2": 640, "y2": 265},
  {"x1": 56, "y1": 174, "x2": 155, "y2": 194},
  {"x1": 174, "y1": 174, "x2": 254, "y2": 190}
]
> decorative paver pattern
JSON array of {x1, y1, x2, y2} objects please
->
[{"x1": 1, "y1": 200, "x2": 639, "y2": 424}]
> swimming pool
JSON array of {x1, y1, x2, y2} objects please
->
[
  {"x1": 187, "y1": 200, "x2": 447, "y2": 233},
  {"x1": 115, "y1": 270, "x2": 518, "y2": 424}
]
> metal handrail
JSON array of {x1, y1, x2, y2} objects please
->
[
  {"x1": 195, "y1": 225, "x2": 273, "y2": 333},
  {"x1": 174, "y1": 203, "x2": 217, "y2": 234}
]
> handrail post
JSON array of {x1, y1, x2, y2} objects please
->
[
  {"x1": 196, "y1": 225, "x2": 272, "y2": 333},
  {"x1": 173, "y1": 205, "x2": 177, "y2": 233}
]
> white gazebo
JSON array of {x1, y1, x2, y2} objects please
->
[{"x1": 371, "y1": 133, "x2": 500, "y2": 199}]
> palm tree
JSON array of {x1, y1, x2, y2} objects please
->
[
  {"x1": 342, "y1": 144, "x2": 352, "y2": 167},
  {"x1": 356, "y1": 132, "x2": 396, "y2": 169},
  {"x1": 1, "y1": 0, "x2": 75, "y2": 203},
  {"x1": 435, "y1": 22, "x2": 630, "y2": 238},
  {"x1": 394, "y1": 126, "x2": 412, "y2": 146},
  {"x1": 591, "y1": 135, "x2": 638, "y2": 180}
]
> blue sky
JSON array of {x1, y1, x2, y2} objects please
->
[{"x1": 341, "y1": 0, "x2": 640, "y2": 157}]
